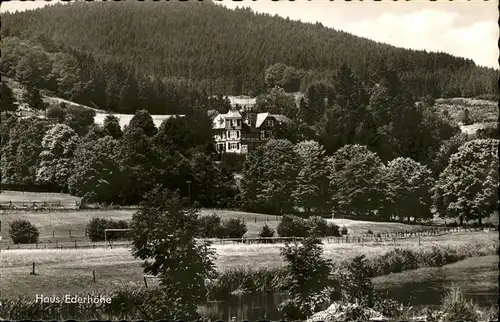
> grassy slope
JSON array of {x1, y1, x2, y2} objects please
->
[
  {"x1": 6, "y1": 76, "x2": 497, "y2": 134},
  {"x1": 434, "y1": 97, "x2": 498, "y2": 134},
  {"x1": 0, "y1": 231, "x2": 496, "y2": 298}
]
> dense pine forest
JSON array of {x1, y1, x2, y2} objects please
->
[{"x1": 1, "y1": 0, "x2": 497, "y2": 114}]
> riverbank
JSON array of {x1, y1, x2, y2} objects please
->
[
  {"x1": 1, "y1": 241, "x2": 497, "y2": 320},
  {"x1": 0, "y1": 231, "x2": 496, "y2": 299}
]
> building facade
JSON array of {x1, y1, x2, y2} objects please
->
[{"x1": 212, "y1": 109, "x2": 290, "y2": 154}]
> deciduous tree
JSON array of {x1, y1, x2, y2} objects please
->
[
  {"x1": 102, "y1": 114, "x2": 123, "y2": 139},
  {"x1": 36, "y1": 124, "x2": 79, "y2": 189},
  {"x1": 0, "y1": 82, "x2": 17, "y2": 112},
  {"x1": 384, "y1": 157, "x2": 434, "y2": 222},
  {"x1": 327, "y1": 144, "x2": 386, "y2": 218},
  {"x1": 130, "y1": 188, "x2": 216, "y2": 320},
  {"x1": 128, "y1": 109, "x2": 157, "y2": 137},
  {"x1": 292, "y1": 140, "x2": 330, "y2": 215},
  {"x1": 23, "y1": 86, "x2": 46, "y2": 111},
  {"x1": 1, "y1": 117, "x2": 49, "y2": 184},
  {"x1": 258, "y1": 139, "x2": 299, "y2": 214},
  {"x1": 63, "y1": 105, "x2": 96, "y2": 136},
  {"x1": 68, "y1": 135, "x2": 122, "y2": 203},
  {"x1": 433, "y1": 139, "x2": 499, "y2": 225},
  {"x1": 115, "y1": 126, "x2": 156, "y2": 204}
]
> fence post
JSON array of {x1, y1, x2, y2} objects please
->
[
  {"x1": 69, "y1": 229, "x2": 72, "y2": 238},
  {"x1": 52, "y1": 230, "x2": 55, "y2": 238},
  {"x1": 31, "y1": 262, "x2": 36, "y2": 275},
  {"x1": 74, "y1": 240, "x2": 77, "y2": 249},
  {"x1": 93, "y1": 269, "x2": 96, "y2": 282},
  {"x1": 143, "y1": 276, "x2": 148, "y2": 288},
  {"x1": 36, "y1": 242, "x2": 38, "y2": 249}
]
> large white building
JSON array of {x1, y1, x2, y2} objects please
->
[{"x1": 211, "y1": 109, "x2": 290, "y2": 154}]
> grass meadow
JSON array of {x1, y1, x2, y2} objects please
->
[
  {"x1": 0, "y1": 231, "x2": 496, "y2": 298},
  {"x1": 1, "y1": 206, "x2": 435, "y2": 244},
  {"x1": 0, "y1": 190, "x2": 81, "y2": 207}
]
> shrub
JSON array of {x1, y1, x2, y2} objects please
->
[
  {"x1": 197, "y1": 214, "x2": 224, "y2": 238},
  {"x1": 439, "y1": 285, "x2": 480, "y2": 322},
  {"x1": 326, "y1": 223, "x2": 340, "y2": 237},
  {"x1": 259, "y1": 224, "x2": 275, "y2": 238},
  {"x1": 373, "y1": 296, "x2": 403, "y2": 318},
  {"x1": 279, "y1": 237, "x2": 334, "y2": 319},
  {"x1": 340, "y1": 255, "x2": 374, "y2": 307},
  {"x1": 308, "y1": 301, "x2": 383, "y2": 322},
  {"x1": 87, "y1": 217, "x2": 130, "y2": 242},
  {"x1": 308, "y1": 216, "x2": 330, "y2": 237},
  {"x1": 46, "y1": 105, "x2": 67, "y2": 123},
  {"x1": 221, "y1": 218, "x2": 247, "y2": 238},
  {"x1": 208, "y1": 267, "x2": 285, "y2": 300},
  {"x1": 366, "y1": 229, "x2": 374, "y2": 235},
  {"x1": 277, "y1": 215, "x2": 310, "y2": 237},
  {"x1": 9, "y1": 219, "x2": 39, "y2": 244},
  {"x1": 340, "y1": 226, "x2": 348, "y2": 235}
]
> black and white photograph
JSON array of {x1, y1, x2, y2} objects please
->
[{"x1": 0, "y1": 0, "x2": 498, "y2": 320}]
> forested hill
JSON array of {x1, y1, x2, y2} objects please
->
[{"x1": 1, "y1": 0, "x2": 497, "y2": 114}]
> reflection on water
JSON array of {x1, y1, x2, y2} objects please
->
[
  {"x1": 200, "y1": 292, "x2": 286, "y2": 321},
  {"x1": 200, "y1": 256, "x2": 498, "y2": 321},
  {"x1": 373, "y1": 255, "x2": 498, "y2": 308}
]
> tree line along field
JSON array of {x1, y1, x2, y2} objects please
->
[{"x1": 0, "y1": 230, "x2": 497, "y2": 299}]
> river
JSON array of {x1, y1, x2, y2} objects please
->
[{"x1": 200, "y1": 256, "x2": 498, "y2": 321}]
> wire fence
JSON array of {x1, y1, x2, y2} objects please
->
[
  {"x1": 0, "y1": 200, "x2": 81, "y2": 212},
  {"x1": 1, "y1": 226, "x2": 493, "y2": 250}
]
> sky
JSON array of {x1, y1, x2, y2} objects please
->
[{"x1": 1, "y1": 0, "x2": 498, "y2": 69}]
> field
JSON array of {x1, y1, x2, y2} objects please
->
[
  {"x1": 1, "y1": 206, "x2": 435, "y2": 245},
  {"x1": 0, "y1": 231, "x2": 496, "y2": 298},
  {"x1": 434, "y1": 97, "x2": 498, "y2": 136},
  {"x1": 434, "y1": 97, "x2": 498, "y2": 125},
  {"x1": 0, "y1": 190, "x2": 81, "y2": 206},
  {"x1": 0, "y1": 209, "x2": 135, "y2": 243}
]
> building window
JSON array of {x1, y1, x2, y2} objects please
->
[
  {"x1": 260, "y1": 130, "x2": 266, "y2": 140},
  {"x1": 267, "y1": 119, "x2": 274, "y2": 127},
  {"x1": 228, "y1": 143, "x2": 239, "y2": 150},
  {"x1": 237, "y1": 131, "x2": 240, "y2": 138},
  {"x1": 237, "y1": 119, "x2": 241, "y2": 127},
  {"x1": 226, "y1": 120, "x2": 230, "y2": 127}
]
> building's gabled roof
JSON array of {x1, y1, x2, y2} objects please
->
[
  {"x1": 212, "y1": 109, "x2": 243, "y2": 129},
  {"x1": 255, "y1": 113, "x2": 291, "y2": 128},
  {"x1": 225, "y1": 109, "x2": 242, "y2": 119},
  {"x1": 273, "y1": 114, "x2": 291, "y2": 123},
  {"x1": 212, "y1": 114, "x2": 226, "y2": 130},
  {"x1": 207, "y1": 109, "x2": 220, "y2": 119},
  {"x1": 255, "y1": 113, "x2": 270, "y2": 128}
]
